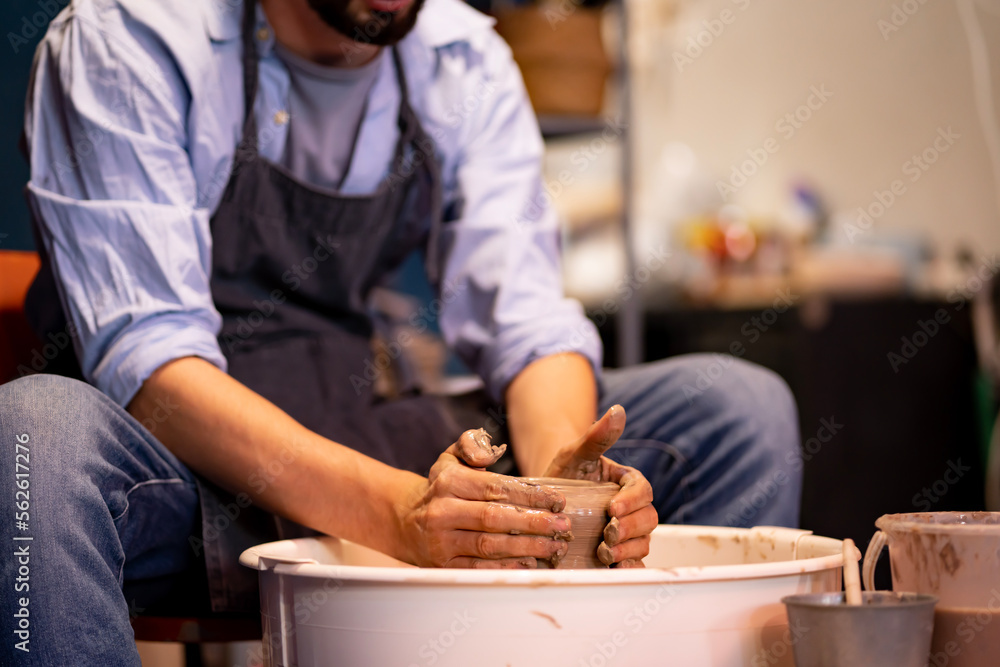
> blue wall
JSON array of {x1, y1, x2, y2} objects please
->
[{"x1": 0, "y1": 0, "x2": 68, "y2": 251}]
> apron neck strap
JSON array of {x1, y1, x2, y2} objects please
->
[
  {"x1": 240, "y1": 0, "x2": 262, "y2": 155},
  {"x1": 390, "y1": 46, "x2": 411, "y2": 121}
]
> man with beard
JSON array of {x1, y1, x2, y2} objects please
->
[{"x1": 1, "y1": 0, "x2": 802, "y2": 662}]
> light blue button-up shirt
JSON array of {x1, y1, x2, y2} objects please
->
[{"x1": 24, "y1": 0, "x2": 602, "y2": 407}]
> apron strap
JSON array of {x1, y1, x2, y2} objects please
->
[
  {"x1": 390, "y1": 46, "x2": 444, "y2": 287},
  {"x1": 239, "y1": 0, "x2": 262, "y2": 157},
  {"x1": 390, "y1": 46, "x2": 412, "y2": 123}
]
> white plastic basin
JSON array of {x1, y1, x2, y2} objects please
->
[{"x1": 240, "y1": 525, "x2": 845, "y2": 666}]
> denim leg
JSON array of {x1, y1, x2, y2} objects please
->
[
  {"x1": 0, "y1": 375, "x2": 202, "y2": 666},
  {"x1": 600, "y1": 354, "x2": 802, "y2": 528}
]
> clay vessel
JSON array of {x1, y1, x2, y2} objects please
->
[{"x1": 520, "y1": 477, "x2": 618, "y2": 569}]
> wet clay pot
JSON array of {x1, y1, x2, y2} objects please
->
[{"x1": 521, "y1": 477, "x2": 619, "y2": 569}]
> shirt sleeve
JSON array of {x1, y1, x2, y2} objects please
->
[
  {"x1": 437, "y1": 33, "x2": 603, "y2": 401},
  {"x1": 24, "y1": 5, "x2": 226, "y2": 407}
]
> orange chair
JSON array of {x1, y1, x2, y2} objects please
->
[{"x1": 0, "y1": 250, "x2": 42, "y2": 384}]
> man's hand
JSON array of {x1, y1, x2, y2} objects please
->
[
  {"x1": 397, "y1": 429, "x2": 574, "y2": 568},
  {"x1": 544, "y1": 405, "x2": 658, "y2": 568}
]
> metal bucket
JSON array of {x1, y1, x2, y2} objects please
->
[{"x1": 782, "y1": 591, "x2": 937, "y2": 667}]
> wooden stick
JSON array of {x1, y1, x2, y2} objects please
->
[{"x1": 843, "y1": 538, "x2": 863, "y2": 605}]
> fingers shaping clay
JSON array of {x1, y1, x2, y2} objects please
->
[
  {"x1": 460, "y1": 429, "x2": 507, "y2": 468},
  {"x1": 520, "y1": 477, "x2": 619, "y2": 569}
]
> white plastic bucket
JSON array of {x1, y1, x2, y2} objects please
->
[
  {"x1": 240, "y1": 525, "x2": 845, "y2": 666},
  {"x1": 862, "y1": 512, "x2": 1000, "y2": 666}
]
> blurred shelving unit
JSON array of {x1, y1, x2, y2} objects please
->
[{"x1": 499, "y1": 0, "x2": 642, "y2": 367}]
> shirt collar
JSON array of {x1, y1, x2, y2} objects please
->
[
  {"x1": 413, "y1": 0, "x2": 496, "y2": 48},
  {"x1": 202, "y1": 0, "x2": 495, "y2": 47},
  {"x1": 203, "y1": 0, "x2": 242, "y2": 43}
]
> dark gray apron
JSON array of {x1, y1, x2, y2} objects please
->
[{"x1": 195, "y1": 0, "x2": 464, "y2": 611}]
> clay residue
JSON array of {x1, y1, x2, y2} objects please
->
[
  {"x1": 597, "y1": 542, "x2": 614, "y2": 566},
  {"x1": 604, "y1": 517, "x2": 621, "y2": 545},
  {"x1": 697, "y1": 535, "x2": 720, "y2": 551},
  {"x1": 458, "y1": 428, "x2": 507, "y2": 468},
  {"x1": 548, "y1": 541, "x2": 569, "y2": 568},
  {"x1": 531, "y1": 610, "x2": 562, "y2": 629},
  {"x1": 520, "y1": 480, "x2": 567, "y2": 513},
  {"x1": 939, "y1": 542, "x2": 962, "y2": 576}
]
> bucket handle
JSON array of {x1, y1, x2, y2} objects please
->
[{"x1": 862, "y1": 530, "x2": 887, "y2": 591}]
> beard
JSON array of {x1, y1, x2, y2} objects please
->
[{"x1": 306, "y1": 0, "x2": 425, "y2": 46}]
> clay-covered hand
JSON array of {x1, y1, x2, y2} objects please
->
[
  {"x1": 398, "y1": 429, "x2": 572, "y2": 569},
  {"x1": 543, "y1": 405, "x2": 658, "y2": 568}
]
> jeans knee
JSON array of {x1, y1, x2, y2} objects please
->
[
  {"x1": 683, "y1": 355, "x2": 799, "y2": 459},
  {"x1": 1, "y1": 374, "x2": 110, "y2": 435},
  {"x1": 0, "y1": 375, "x2": 131, "y2": 485},
  {"x1": 740, "y1": 362, "x2": 799, "y2": 451},
  {"x1": 739, "y1": 362, "x2": 797, "y2": 432}
]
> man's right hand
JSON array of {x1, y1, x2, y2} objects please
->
[{"x1": 396, "y1": 429, "x2": 572, "y2": 568}]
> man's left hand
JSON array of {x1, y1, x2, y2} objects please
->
[{"x1": 543, "y1": 405, "x2": 658, "y2": 568}]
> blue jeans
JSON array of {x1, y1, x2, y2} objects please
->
[
  {"x1": 0, "y1": 355, "x2": 801, "y2": 665},
  {"x1": 600, "y1": 355, "x2": 801, "y2": 527}
]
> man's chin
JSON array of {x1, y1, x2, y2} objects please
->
[
  {"x1": 364, "y1": 0, "x2": 413, "y2": 12},
  {"x1": 307, "y1": 0, "x2": 424, "y2": 46}
]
